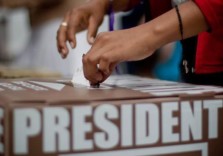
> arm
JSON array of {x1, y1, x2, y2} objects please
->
[
  {"x1": 82, "y1": 0, "x2": 209, "y2": 84},
  {"x1": 145, "y1": 0, "x2": 208, "y2": 49}
]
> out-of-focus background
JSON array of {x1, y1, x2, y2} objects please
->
[
  {"x1": 0, "y1": 0, "x2": 182, "y2": 82},
  {"x1": 0, "y1": 0, "x2": 86, "y2": 78}
]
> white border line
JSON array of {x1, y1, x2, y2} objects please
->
[{"x1": 60, "y1": 143, "x2": 208, "y2": 156}]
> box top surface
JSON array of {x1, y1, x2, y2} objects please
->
[{"x1": 0, "y1": 75, "x2": 222, "y2": 105}]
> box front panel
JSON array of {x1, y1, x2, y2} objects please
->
[{"x1": 8, "y1": 98, "x2": 223, "y2": 156}]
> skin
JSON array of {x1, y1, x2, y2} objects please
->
[{"x1": 56, "y1": 0, "x2": 209, "y2": 85}]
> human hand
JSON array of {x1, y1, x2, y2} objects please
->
[
  {"x1": 56, "y1": 0, "x2": 109, "y2": 59},
  {"x1": 82, "y1": 25, "x2": 157, "y2": 85}
]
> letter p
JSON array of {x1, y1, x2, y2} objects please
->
[{"x1": 13, "y1": 108, "x2": 41, "y2": 154}]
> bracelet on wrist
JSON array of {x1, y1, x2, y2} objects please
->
[{"x1": 175, "y1": 5, "x2": 184, "y2": 40}]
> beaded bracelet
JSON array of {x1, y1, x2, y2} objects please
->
[{"x1": 175, "y1": 5, "x2": 184, "y2": 40}]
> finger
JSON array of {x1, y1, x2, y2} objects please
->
[
  {"x1": 57, "y1": 27, "x2": 69, "y2": 58},
  {"x1": 57, "y1": 13, "x2": 70, "y2": 58},
  {"x1": 98, "y1": 53, "x2": 111, "y2": 76},
  {"x1": 82, "y1": 54, "x2": 103, "y2": 84},
  {"x1": 89, "y1": 47, "x2": 118, "y2": 83},
  {"x1": 103, "y1": 62, "x2": 117, "y2": 82},
  {"x1": 84, "y1": 33, "x2": 107, "y2": 63},
  {"x1": 85, "y1": 32, "x2": 110, "y2": 61},
  {"x1": 66, "y1": 11, "x2": 80, "y2": 49},
  {"x1": 99, "y1": 56, "x2": 119, "y2": 83},
  {"x1": 87, "y1": 16, "x2": 100, "y2": 44}
]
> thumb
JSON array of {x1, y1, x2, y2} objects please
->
[{"x1": 87, "y1": 16, "x2": 100, "y2": 44}]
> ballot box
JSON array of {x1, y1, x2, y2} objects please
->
[{"x1": 0, "y1": 75, "x2": 222, "y2": 156}]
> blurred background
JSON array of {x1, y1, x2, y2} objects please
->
[
  {"x1": 0, "y1": 0, "x2": 85, "y2": 78},
  {"x1": 0, "y1": 0, "x2": 182, "y2": 82}
]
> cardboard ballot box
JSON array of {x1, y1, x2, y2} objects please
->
[{"x1": 0, "y1": 75, "x2": 222, "y2": 156}]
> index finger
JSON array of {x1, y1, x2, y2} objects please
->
[
  {"x1": 57, "y1": 12, "x2": 70, "y2": 58},
  {"x1": 82, "y1": 54, "x2": 103, "y2": 85}
]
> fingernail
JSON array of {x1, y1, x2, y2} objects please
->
[
  {"x1": 70, "y1": 42, "x2": 75, "y2": 48},
  {"x1": 62, "y1": 49, "x2": 66, "y2": 54},
  {"x1": 60, "y1": 54, "x2": 63, "y2": 58},
  {"x1": 62, "y1": 53, "x2": 66, "y2": 58},
  {"x1": 61, "y1": 49, "x2": 67, "y2": 58},
  {"x1": 89, "y1": 37, "x2": 95, "y2": 44}
]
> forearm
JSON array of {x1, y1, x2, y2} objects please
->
[{"x1": 143, "y1": 0, "x2": 208, "y2": 50}]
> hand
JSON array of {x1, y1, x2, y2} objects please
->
[
  {"x1": 82, "y1": 25, "x2": 157, "y2": 85},
  {"x1": 56, "y1": 0, "x2": 109, "y2": 58}
]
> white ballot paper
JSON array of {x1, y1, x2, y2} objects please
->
[{"x1": 71, "y1": 31, "x2": 90, "y2": 87}]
